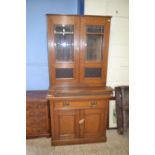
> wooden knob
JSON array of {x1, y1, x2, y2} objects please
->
[{"x1": 79, "y1": 119, "x2": 85, "y2": 124}]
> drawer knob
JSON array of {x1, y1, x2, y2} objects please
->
[
  {"x1": 63, "y1": 101, "x2": 70, "y2": 107},
  {"x1": 90, "y1": 101, "x2": 97, "y2": 107},
  {"x1": 79, "y1": 119, "x2": 85, "y2": 124}
]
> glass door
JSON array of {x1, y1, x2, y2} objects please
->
[
  {"x1": 47, "y1": 15, "x2": 79, "y2": 85},
  {"x1": 80, "y1": 16, "x2": 111, "y2": 85},
  {"x1": 54, "y1": 24, "x2": 74, "y2": 79}
]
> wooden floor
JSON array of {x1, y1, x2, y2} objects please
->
[{"x1": 26, "y1": 130, "x2": 129, "y2": 155}]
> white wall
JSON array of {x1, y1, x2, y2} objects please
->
[{"x1": 85, "y1": 0, "x2": 129, "y2": 88}]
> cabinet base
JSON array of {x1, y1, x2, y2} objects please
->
[{"x1": 51, "y1": 136, "x2": 107, "y2": 146}]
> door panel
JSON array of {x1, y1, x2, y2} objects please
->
[
  {"x1": 85, "y1": 68, "x2": 102, "y2": 78},
  {"x1": 47, "y1": 15, "x2": 80, "y2": 84},
  {"x1": 80, "y1": 109, "x2": 106, "y2": 138},
  {"x1": 55, "y1": 68, "x2": 73, "y2": 79},
  {"x1": 54, "y1": 110, "x2": 79, "y2": 140},
  {"x1": 80, "y1": 16, "x2": 111, "y2": 85}
]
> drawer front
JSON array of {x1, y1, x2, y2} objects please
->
[{"x1": 54, "y1": 100, "x2": 107, "y2": 109}]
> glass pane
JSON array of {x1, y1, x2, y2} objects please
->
[
  {"x1": 86, "y1": 34, "x2": 103, "y2": 61},
  {"x1": 85, "y1": 68, "x2": 102, "y2": 78},
  {"x1": 56, "y1": 68, "x2": 73, "y2": 78},
  {"x1": 87, "y1": 25, "x2": 104, "y2": 33},
  {"x1": 55, "y1": 25, "x2": 74, "y2": 33},
  {"x1": 54, "y1": 25, "x2": 74, "y2": 62}
]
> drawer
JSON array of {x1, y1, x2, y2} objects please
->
[{"x1": 54, "y1": 100, "x2": 107, "y2": 109}]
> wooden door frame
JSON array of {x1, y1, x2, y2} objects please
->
[
  {"x1": 47, "y1": 15, "x2": 80, "y2": 85},
  {"x1": 79, "y1": 16, "x2": 111, "y2": 85}
]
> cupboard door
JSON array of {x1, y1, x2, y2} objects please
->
[
  {"x1": 54, "y1": 110, "x2": 80, "y2": 140},
  {"x1": 47, "y1": 15, "x2": 80, "y2": 85},
  {"x1": 80, "y1": 16, "x2": 111, "y2": 85},
  {"x1": 80, "y1": 109, "x2": 106, "y2": 138}
]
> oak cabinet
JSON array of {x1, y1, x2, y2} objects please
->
[
  {"x1": 50, "y1": 98, "x2": 110, "y2": 145},
  {"x1": 47, "y1": 15, "x2": 113, "y2": 145}
]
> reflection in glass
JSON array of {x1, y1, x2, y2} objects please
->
[
  {"x1": 54, "y1": 25, "x2": 74, "y2": 62},
  {"x1": 86, "y1": 25, "x2": 104, "y2": 61},
  {"x1": 54, "y1": 25, "x2": 74, "y2": 33},
  {"x1": 86, "y1": 34, "x2": 103, "y2": 61}
]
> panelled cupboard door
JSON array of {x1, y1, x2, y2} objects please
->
[
  {"x1": 80, "y1": 109, "x2": 106, "y2": 138},
  {"x1": 79, "y1": 16, "x2": 111, "y2": 85},
  {"x1": 54, "y1": 110, "x2": 80, "y2": 140},
  {"x1": 47, "y1": 15, "x2": 80, "y2": 85}
]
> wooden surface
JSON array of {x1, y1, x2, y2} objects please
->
[
  {"x1": 47, "y1": 15, "x2": 113, "y2": 145},
  {"x1": 79, "y1": 16, "x2": 111, "y2": 85},
  {"x1": 26, "y1": 91, "x2": 50, "y2": 138},
  {"x1": 26, "y1": 90, "x2": 115, "y2": 139},
  {"x1": 47, "y1": 15, "x2": 111, "y2": 88},
  {"x1": 26, "y1": 90, "x2": 48, "y2": 101},
  {"x1": 50, "y1": 98, "x2": 110, "y2": 145},
  {"x1": 47, "y1": 15, "x2": 80, "y2": 85}
]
